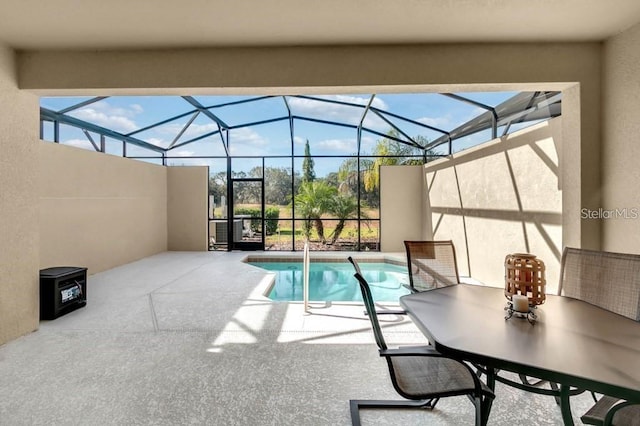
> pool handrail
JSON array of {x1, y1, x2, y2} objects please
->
[{"x1": 303, "y1": 242, "x2": 310, "y2": 313}]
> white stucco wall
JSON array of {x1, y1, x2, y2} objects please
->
[
  {"x1": 601, "y1": 22, "x2": 640, "y2": 254},
  {"x1": 167, "y1": 166, "x2": 209, "y2": 251},
  {"x1": 379, "y1": 165, "x2": 425, "y2": 252},
  {"x1": 424, "y1": 119, "x2": 563, "y2": 292},
  {"x1": 0, "y1": 45, "x2": 39, "y2": 345},
  {"x1": 39, "y1": 142, "x2": 169, "y2": 274}
]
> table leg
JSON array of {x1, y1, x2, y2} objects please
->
[
  {"x1": 485, "y1": 367, "x2": 496, "y2": 391},
  {"x1": 559, "y1": 384, "x2": 575, "y2": 426}
]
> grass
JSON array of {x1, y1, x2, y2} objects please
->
[
  {"x1": 218, "y1": 203, "x2": 380, "y2": 248},
  {"x1": 232, "y1": 203, "x2": 380, "y2": 220},
  {"x1": 265, "y1": 222, "x2": 379, "y2": 249}
]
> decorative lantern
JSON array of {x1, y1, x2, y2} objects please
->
[{"x1": 504, "y1": 253, "x2": 546, "y2": 306}]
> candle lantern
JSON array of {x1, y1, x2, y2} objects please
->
[{"x1": 504, "y1": 253, "x2": 546, "y2": 306}]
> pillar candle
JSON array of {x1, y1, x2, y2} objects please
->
[{"x1": 512, "y1": 294, "x2": 529, "y2": 313}]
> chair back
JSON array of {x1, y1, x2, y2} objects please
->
[
  {"x1": 347, "y1": 257, "x2": 387, "y2": 351},
  {"x1": 404, "y1": 240, "x2": 460, "y2": 292},
  {"x1": 559, "y1": 247, "x2": 640, "y2": 321}
]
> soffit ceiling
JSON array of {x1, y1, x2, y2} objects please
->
[{"x1": 1, "y1": 0, "x2": 640, "y2": 51}]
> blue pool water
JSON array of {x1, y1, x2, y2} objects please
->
[{"x1": 251, "y1": 261, "x2": 411, "y2": 302}]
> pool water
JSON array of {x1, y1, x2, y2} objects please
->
[{"x1": 251, "y1": 261, "x2": 411, "y2": 302}]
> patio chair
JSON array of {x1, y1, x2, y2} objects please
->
[
  {"x1": 349, "y1": 257, "x2": 406, "y2": 316},
  {"x1": 558, "y1": 247, "x2": 640, "y2": 321},
  {"x1": 581, "y1": 396, "x2": 640, "y2": 426},
  {"x1": 403, "y1": 240, "x2": 460, "y2": 292},
  {"x1": 520, "y1": 248, "x2": 640, "y2": 396},
  {"x1": 347, "y1": 256, "x2": 494, "y2": 426},
  {"x1": 559, "y1": 247, "x2": 640, "y2": 423},
  {"x1": 404, "y1": 241, "x2": 493, "y2": 380}
]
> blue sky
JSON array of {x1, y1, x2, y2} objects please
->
[{"x1": 41, "y1": 92, "x2": 518, "y2": 176}]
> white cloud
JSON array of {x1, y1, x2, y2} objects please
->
[
  {"x1": 295, "y1": 134, "x2": 379, "y2": 155},
  {"x1": 333, "y1": 95, "x2": 387, "y2": 110},
  {"x1": 143, "y1": 121, "x2": 220, "y2": 149},
  {"x1": 288, "y1": 95, "x2": 390, "y2": 131},
  {"x1": 186, "y1": 122, "x2": 219, "y2": 136},
  {"x1": 159, "y1": 125, "x2": 267, "y2": 155},
  {"x1": 229, "y1": 127, "x2": 267, "y2": 147},
  {"x1": 130, "y1": 104, "x2": 144, "y2": 114},
  {"x1": 70, "y1": 101, "x2": 142, "y2": 133},
  {"x1": 456, "y1": 107, "x2": 487, "y2": 127},
  {"x1": 173, "y1": 150, "x2": 195, "y2": 157},
  {"x1": 419, "y1": 107, "x2": 488, "y2": 131},
  {"x1": 227, "y1": 127, "x2": 270, "y2": 155},
  {"x1": 362, "y1": 113, "x2": 391, "y2": 131},
  {"x1": 417, "y1": 115, "x2": 453, "y2": 129},
  {"x1": 359, "y1": 136, "x2": 377, "y2": 154},
  {"x1": 147, "y1": 137, "x2": 167, "y2": 146},
  {"x1": 162, "y1": 121, "x2": 219, "y2": 139},
  {"x1": 73, "y1": 109, "x2": 137, "y2": 133},
  {"x1": 314, "y1": 138, "x2": 358, "y2": 154}
]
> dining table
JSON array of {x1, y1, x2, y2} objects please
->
[{"x1": 399, "y1": 284, "x2": 640, "y2": 426}]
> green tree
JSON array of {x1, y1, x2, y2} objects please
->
[
  {"x1": 364, "y1": 142, "x2": 395, "y2": 191},
  {"x1": 363, "y1": 130, "x2": 426, "y2": 192},
  {"x1": 327, "y1": 194, "x2": 359, "y2": 245},
  {"x1": 324, "y1": 171, "x2": 339, "y2": 189},
  {"x1": 294, "y1": 181, "x2": 336, "y2": 243},
  {"x1": 209, "y1": 171, "x2": 227, "y2": 199},
  {"x1": 248, "y1": 166, "x2": 300, "y2": 206},
  {"x1": 337, "y1": 157, "x2": 378, "y2": 208},
  {"x1": 264, "y1": 206, "x2": 280, "y2": 235},
  {"x1": 264, "y1": 167, "x2": 291, "y2": 205},
  {"x1": 302, "y1": 139, "x2": 315, "y2": 183},
  {"x1": 209, "y1": 171, "x2": 228, "y2": 216},
  {"x1": 337, "y1": 158, "x2": 366, "y2": 196}
]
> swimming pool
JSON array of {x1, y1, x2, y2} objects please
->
[{"x1": 250, "y1": 261, "x2": 411, "y2": 302}]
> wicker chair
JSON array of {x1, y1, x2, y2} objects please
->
[
  {"x1": 347, "y1": 256, "x2": 494, "y2": 426},
  {"x1": 403, "y1": 240, "x2": 460, "y2": 293},
  {"x1": 559, "y1": 247, "x2": 640, "y2": 425}
]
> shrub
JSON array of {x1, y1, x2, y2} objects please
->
[
  {"x1": 234, "y1": 207, "x2": 261, "y2": 232},
  {"x1": 265, "y1": 207, "x2": 279, "y2": 235},
  {"x1": 234, "y1": 207, "x2": 280, "y2": 235}
]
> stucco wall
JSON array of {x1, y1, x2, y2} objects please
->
[
  {"x1": 601, "y1": 22, "x2": 640, "y2": 254},
  {"x1": 424, "y1": 120, "x2": 563, "y2": 292},
  {"x1": 0, "y1": 45, "x2": 39, "y2": 345},
  {"x1": 167, "y1": 166, "x2": 209, "y2": 251},
  {"x1": 39, "y1": 142, "x2": 168, "y2": 274},
  {"x1": 379, "y1": 165, "x2": 425, "y2": 252}
]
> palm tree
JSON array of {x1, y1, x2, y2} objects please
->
[
  {"x1": 363, "y1": 131, "x2": 424, "y2": 190},
  {"x1": 337, "y1": 157, "x2": 374, "y2": 196},
  {"x1": 294, "y1": 192, "x2": 314, "y2": 240},
  {"x1": 294, "y1": 181, "x2": 336, "y2": 243},
  {"x1": 327, "y1": 194, "x2": 359, "y2": 245}
]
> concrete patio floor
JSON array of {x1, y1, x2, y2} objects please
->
[{"x1": 0, "y1": 251, "x2": 595, "y2": 425}]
